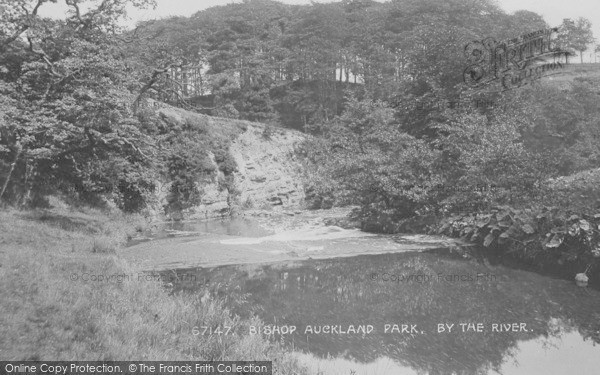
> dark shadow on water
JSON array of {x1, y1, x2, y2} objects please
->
[{"x1": 164, "y1": 251, "x2": 600, "y2": 375}]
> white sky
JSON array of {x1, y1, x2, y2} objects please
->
[{"x1": 39, "y1": 0, "x2": 600, "y2": 59}]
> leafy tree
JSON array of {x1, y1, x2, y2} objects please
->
[
  {"x1": 0, "y1": 0, "x2": 158, "y2": 209},
  {"x1": 305, "y1": 93, "x2": 443, "y2": 218},
  {"x1": 503, "y1": 81, "x2": 600, "y2": 175},
  {"x1": 189, "y1": 0, "x2": 292, "y2": 123},
  {"x1": 123, "y1": 16, "x2": 206, "y2": 112},
  {"x1": 556, "y1": 17, "x2": 595, "y2": 64},
  {"x1": 122, "y1": 0, "x2": 555, "y2": 133},
  {"x1": 433, "y1": 109, "x2": 542, "y2": 211}
]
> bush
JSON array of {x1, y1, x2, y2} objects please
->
[
  {"x1": 435, "y1": 206, "x2": 600, "y2": 277},
  {"x1": 214, "y1": 149, "x2": 237, "y2": 175},
  {"x1": 304, "y1": 94, "x2": 444, "y2": 218}
]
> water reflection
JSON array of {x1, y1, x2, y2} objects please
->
[
  {"x1": 167, "y1": 252, "x2": 600, "y2": 375},
  {"x1": 128, "y1": 217, "x2": 274, "y2": 246}
]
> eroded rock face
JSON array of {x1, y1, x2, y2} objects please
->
[
  {"x1": 150, "y1": 102, "x2": 305, "y2": 220},
  {"x1": 230, "y1": 125, "x2": 305, "y2": 211}
]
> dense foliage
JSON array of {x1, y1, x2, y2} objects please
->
[
  {"x1": 436, "y1": 206, "x2": 600, "y2": 278},
  {"x1": 0, "y1": 0, "x2": 243, "y2": 211},
  {"x1": 128, "y1": 0, "x2": 550, "y2": 130},
  {"x1": 2, "y1": 0, "x2": 600, "y2": 235},
  {"x1": 0, "y1": 0, "x2": 160, "y2": 210}
]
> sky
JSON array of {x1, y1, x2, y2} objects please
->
[{"x1": 39, "y1": 0, "x2": 600, "y2": 60}]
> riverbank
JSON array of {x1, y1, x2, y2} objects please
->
[
  {"x1": 0, "y1": 206, "x2": 304, "y2": 372},
  {"x1": 432, "y1": 205, "x2": 600, "y2": 289},
  {"x1": 352, "y1": 199, "x2": 600, "y2": 289}
]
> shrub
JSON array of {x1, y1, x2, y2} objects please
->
[
  {"x1": 214, "y1": 149, "x2": 237, "y2": 175},
  {"x1": 435, "y1": 206, "x2": 600, "y2": 272},
  {"x1": 304, "y1": 94, "x2": 444, "y2": 218}
]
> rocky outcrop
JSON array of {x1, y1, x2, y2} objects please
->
[
  {"x1": 230, "y1": 125, "x2": 305, "y2": 210},
  {"x1": 150, "y1": 101, "x2": 305, "y2": 220}
]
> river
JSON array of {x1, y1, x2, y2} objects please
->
[{"x1": 123, "y1": 210, "x2": 600, "y2": 375}]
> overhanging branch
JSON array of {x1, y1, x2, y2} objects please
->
[{"x1": 0, "y1": 0, "x2": 46, "y2": 50}]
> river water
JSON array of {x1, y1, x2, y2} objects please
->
[{"x1": 129, "y1": 214, "x2": 600, "y2": 375}]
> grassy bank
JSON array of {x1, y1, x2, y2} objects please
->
[{"x1": 0, "y1": 205, "x2": 305, "y2": 372}]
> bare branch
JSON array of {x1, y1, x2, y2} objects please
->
[
  {"x1": 164, "y1": 75, "x2": 185, "y2": 88},
  {"x1": 27, "y1": 37, "x2": 63, "y2": 77},
  {"x1": 1, "y1": 0, "x2": 47, "y2": 50},
  {"x1": 116, "y1": 135, "x2": 149, "y2": 159},
  {"x1": 65, "y1": 0, "x2": 84, "y2": 24},
  {"x1": 31, "y1": 0, "x2": 45, "y2": 16},
  {"x1": 0, "y1": 26, "x2": 29, "y2": 49},
  {"x1": 133, "y1": 62, "x2": 189, "y2": 112},
  {"x1": 154, "y1": 87, "x2": 215, "y2": 112}
]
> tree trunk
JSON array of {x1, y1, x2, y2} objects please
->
[
  {"x1": 19, "y1": 161, "x2": 33, "y2": 207},
  {"x1": 0, "y1": 141, "x2": 22, "y2": 202}
]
